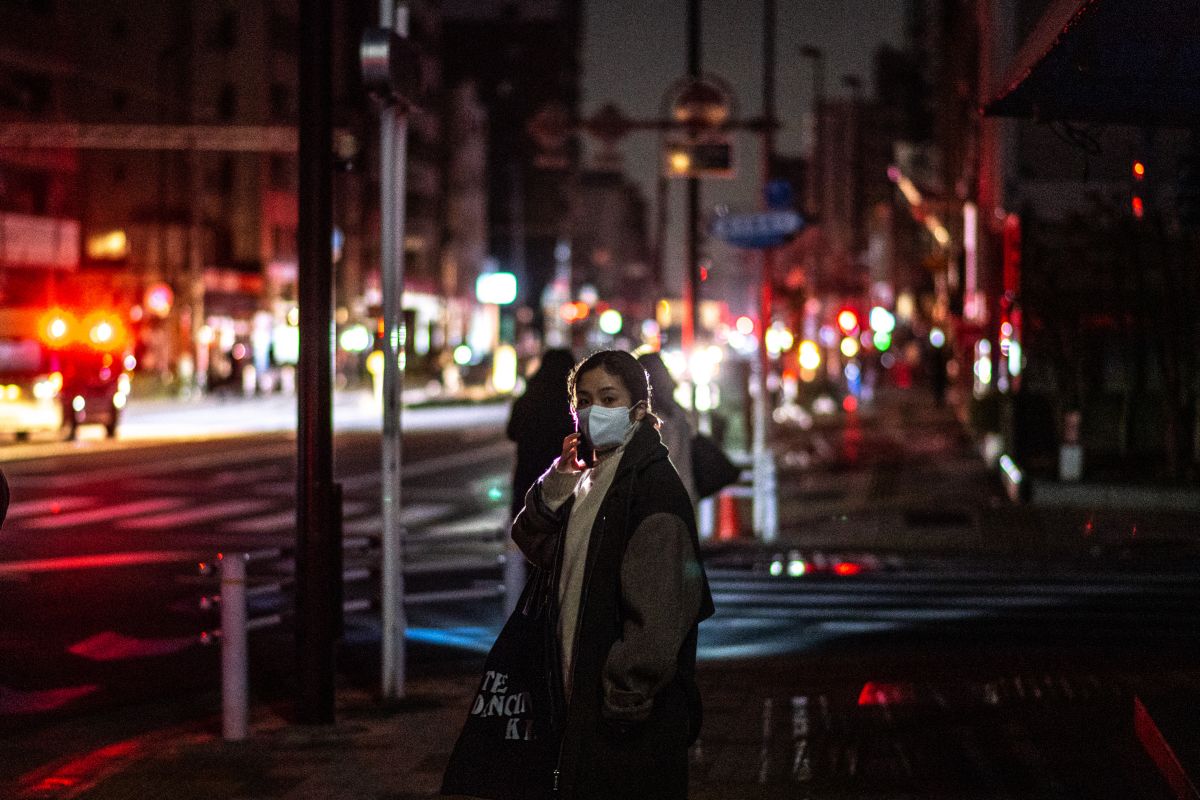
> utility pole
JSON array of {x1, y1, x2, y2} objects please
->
[
  {"x1": 754, "y1": 0, "x2": 779, "y2": 541},
  {"x1": 361, "y1": 0, "x2": 417, "y2": 700},
  {"x1": 296, "y1": 0, "x2": 341, "y2": 724},
  {"x1": 684, "y1": 0, "x2": 701, "y2": 355}
]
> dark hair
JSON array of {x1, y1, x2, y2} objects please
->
[
  {"x1": 568, "y1": 350, "x2": 650, "y2": 410},
  {"x1": 636, "y1": 351, "x2": 677, "y2": 402}
]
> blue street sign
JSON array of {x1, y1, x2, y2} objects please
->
[
  {"x1": 765, "y1": 179, "x2": 794, "y2": 210},
  {"x1": 711, "y1": 208, "x2": 804, "y2": 249}
]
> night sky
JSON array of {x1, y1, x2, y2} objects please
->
[{"x1": 581, "y1": 1, "x2": 907, "y2": 308}]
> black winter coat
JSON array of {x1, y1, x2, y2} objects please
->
[{"x1": 510, "y1": 420, "x2": 714, "y2": 800}]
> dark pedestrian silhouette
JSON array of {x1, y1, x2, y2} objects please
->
[{"x1": 506, "y1": 348, "x2": 576, "y2": 520}]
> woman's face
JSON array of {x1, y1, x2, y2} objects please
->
[{"x1": 575, "y1": 367, "x2": 644, "y2": 419}]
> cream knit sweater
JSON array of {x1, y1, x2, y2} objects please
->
[{"x1": 538, "y1": 436, "x2": 630, "y2": 699}]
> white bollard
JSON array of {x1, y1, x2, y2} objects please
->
[
  {"x1": 697, "y1": 496, "x2": 715, "y2": 540},
  {"x1": 220, "y1": 553, "x2": 248, "y2": 741}
]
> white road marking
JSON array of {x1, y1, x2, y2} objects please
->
[
  {"x1": 419, "y1": 510, "x2": 509, "y2": 538},
  {"x1": 22, "y1": 498, "x2": 189, "y2": 530},
  {"x1": 10, "y1": 442, "x2": 296, "y2": 490},
  {"x1": 219, "y1": 500, "x2": 371, "y2": 534},
  {"x1": 116, "y1": 498, "x2": 274, "y2": 530},
  {"x1": 342, "y1": 503, "x2": 455, "y2": 535},
  {"x1": 338, "y1": 440, "x2": 514, "y2": 492},
  {"x1": 2, "y1": 496, "x2": 97, "y2": 521},
  {"x1": 0, "y1": 549, "x2": 205, "y2": 575}
]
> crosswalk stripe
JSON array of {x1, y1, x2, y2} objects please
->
[
  {"x1": 342, "y1": 503, "x2": 455, "y2": 535},
  {"x1": 3, "y1": 496, "x2": 97, "y2": 521},
  {"x1": 10, "y1": 442, "x2": 296, "y2": 490},
  {"x1": 23, "y1": 498, "x2": 189, "y2": 530},
  {"x1": 338, "y1": 441, "x2": 513, "y2": 492},
  {"x1": 219, "y1": 501, "x2": 372, "y2": 534},
  {"x1": 420, "y1": 510, "x2": 509, "y2": 539},
  {"x1": 0, "y1": 550, "x2": 207, "y2": 575},
  {"x1": 116, "y1": 499, "x2": 274, "y2": 530}
]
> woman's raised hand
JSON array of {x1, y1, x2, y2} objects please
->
[{"x1": 556, "y1": 432, "x2": 587, "y2": 473}]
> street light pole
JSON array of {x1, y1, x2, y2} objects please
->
[
  {"x1": 754, "y1": 0, "x2": 779, "y2": 541},
  {"x1": 375, "y1": 0, "x2": 410, "y2": 701},
  {"x1": 684, "y1": 0, "x2": 701, "y2": 356}
]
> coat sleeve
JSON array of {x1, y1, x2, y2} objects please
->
[
  {"x1": 600, "y1": 511, "x2": 703, "y2": 723},
  {"x1": 510, "y1": 461, "x2": 577, "y2": 569}
]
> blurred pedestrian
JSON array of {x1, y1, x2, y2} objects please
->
[
  {"x1": 637, "y1": 350, "x2": 696, "y2": 504},
  {"x1": 443, "y1": 349, "x2": 714, "y2": 799},
  {"x1": 506, "y1": 348, "x2": 576, "y2": 521}
]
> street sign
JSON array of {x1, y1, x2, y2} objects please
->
[
  {"x1": 663, "y1": 136, "x2": 734, "y2": 179},
  {"x1": 711, "y1": 208, "x2": 803, "y2": 249}
]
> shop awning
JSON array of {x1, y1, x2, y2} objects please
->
[{"x1": 983, "y1": 0, "x2": 1200, "y2": 127}]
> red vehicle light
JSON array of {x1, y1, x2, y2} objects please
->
[
  {"x1": 81, "y1": 311, "x2": 128, "y2": 352},
  {"x1": 39, "y1": 309, "x2": 78, "y2": 347}
]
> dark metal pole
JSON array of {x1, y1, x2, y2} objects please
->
[
  {"x1": 753, "y1": 0, "x2": 778, "y2": 540},
  {"x1": 685, "y1": 0, "x2": 701, "y2": 353},
  {"x1": 296, "y1": 0, "x2": 338, "y2": 725}
]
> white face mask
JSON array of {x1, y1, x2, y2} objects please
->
[{"x1": 578, "y1": 404, "x2": 635, "y2": 451}]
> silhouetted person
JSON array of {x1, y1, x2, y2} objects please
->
[
  {"x1": 506, "y1": 348, "x2": 576, "y2": 520},
  {"x1": 928, "y1": 342, "x2": 948, "y2": 407},
  {"x1": 638, "y1": 350, "x2": 697, "y2": 503}
]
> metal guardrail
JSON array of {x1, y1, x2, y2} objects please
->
[{"x1": 197, "y1": 526, "x2": 511, "y2": 740}]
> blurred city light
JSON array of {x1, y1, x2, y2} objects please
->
[
  {"x1": 598, "y1": 308, "x2": 623, "y2": 335},
  {"x1": 453, "y1": 344, "x2": 473, "y2": 365},
  {"x1": 689, "y1": 345, "x2": 722, "y2": 385},
  {"x1": 868, "y1": 306, "x2": 895, "y2": 334},
  {"x1": 560, "y1": 301, "x2": 589, "y2": 322},
  {"x1": 873, "y1": 330, "x2": 892, "y2": 351},
  {"x1": 765, "y1": 323, "x2": 794, "y2": 356},
  {"x1": 144, "y1": 284, "x2": 174, "y2": 318},
  {"x1": 39, "y1": 310, "x2": 75, "y2": 346},
  {"x1": 339, "y1": 324, "x2": 372, "y2": 353},
  {"x1": 85, "y1": 229, "x2": 129, "y2": 261},
  {"x1": 974, "y1": 339, "x2": 993, "y2": 395},
  {"x1": 492, "y1": 344, "x2": 518, "y2": 393},
  {"x1": 273, "y1": 324, "x2": 299, "y2": 364},
  {"x1": 475, "y1": 272, "x2": 517, "y2": 305},
  {"x1": 1008, "y1": 340, "x2": 1023, "y2": 376},
  {"x1": 735, "y1": 315, "x2": 755, "y2": 335},
  {"x1": 840, "y1": 336, "x2": 859, "y2": 358},
  {"x1": 798, "y1": 340, "x2": 821, "y2": 371},
  {"x1": 836, "y1": 309, "x2": 859, "y2": 334},
  {"x1": 929, "y1": 327, "x2": 946, "y2": 348}
]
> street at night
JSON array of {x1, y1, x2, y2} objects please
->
[
  {"x1": 4, "y1": 0, "x2": 1200, "y2": 797},
  {"x1": 2, "y1": 389, "x2": 1198, "y2": 797}
]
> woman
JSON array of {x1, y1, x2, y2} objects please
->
[
  {"x1": 506, "y1": 348, "x2": 576, "y2": 522},
  {"x1": 511, "y1": 349, "x2": 713, "y2": 799}
]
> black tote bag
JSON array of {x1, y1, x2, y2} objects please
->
[{"x1": 441, "y1": 565, "x2": 562, "y2": 800}]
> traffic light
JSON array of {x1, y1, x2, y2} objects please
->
[
  {"x1": 663, "y1": 138, "x2": 734, "y2": 178},
  {"x1": 1131, "y1": 158, "x2": 1146, "y2": 220}
]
